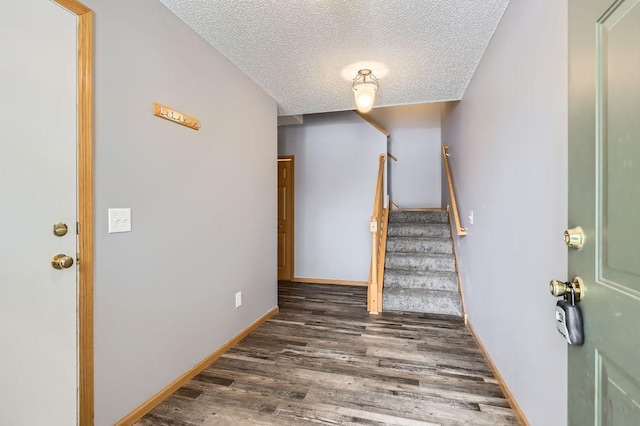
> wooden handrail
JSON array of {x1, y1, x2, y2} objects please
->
[
  {"x1": 442, "y1": 146, "x2": 467, "y2": 236},
  {"x1": 368, "y1": 154, "x2": 388, "y2": 314},
  {"x1": 372, "y1": 154, "x2": 385, "y2": 217}
]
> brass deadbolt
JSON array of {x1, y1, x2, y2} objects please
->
[
  {"x1": 564, "y1": 226, "x2": 585, "y2": 250},
  {"x1": 52, "y1": 254, "x2": 74, "y2": 270},
  {"x1": 549, "y1": 276, "x2": 584, "y2": 302},
  {"x1": 53, "y1": 222, "x2": 68, "y2": 237}
]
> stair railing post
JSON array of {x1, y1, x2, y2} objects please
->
[
  {"x1": 369, "y1": 217, "x2": 379, "y2": 314},
  {"x1": 368, "y1": 153, "x2": 386, "y2": 315}
]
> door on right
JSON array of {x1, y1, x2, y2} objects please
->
[{"x1": 569, "y1": 0, "x2": 640, "y2": 424}]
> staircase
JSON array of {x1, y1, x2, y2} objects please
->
[{"x1": 383, "y1": 210, "x2": 462, "y2": 316}]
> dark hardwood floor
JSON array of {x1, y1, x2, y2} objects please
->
[{"x1": 136, "y1": 282, "x2": 518, "y2": 425}]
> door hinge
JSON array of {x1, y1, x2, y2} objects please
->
[{"x1": 76, "y1": 221, "x2": 80, "y2": 234}]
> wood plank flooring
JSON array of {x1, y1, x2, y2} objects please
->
[{"x1": 136, "y1": 282, "x2": 518, "y2": 425}]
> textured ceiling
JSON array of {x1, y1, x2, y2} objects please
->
[{"x1": 159, "y1": 0, "x2": 510, "y2": 116}]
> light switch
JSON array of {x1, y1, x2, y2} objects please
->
[
  {"x1": 468, "y1": 210, "x2": 474, "y2": 225},
  {"x1": 108, "y1": 208, "x2": 132, "y2": 233}
]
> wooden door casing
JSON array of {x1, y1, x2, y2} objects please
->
[{"x1": 0, "y1": 1, "x2": 94, "y2": 424}]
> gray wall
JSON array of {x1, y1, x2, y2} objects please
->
[
  {"x1": 440, "y1": 1, "x2": 568, "y2": 425},
  {"x1": 367, "y1": 104, "x2": 442, "y2": 208},
  {"x1": 278, "y1": 112, "x2": 386, "y2": 282},
  {"x1": 84, "y1": 1, "x2": 277, "y2": 424}
]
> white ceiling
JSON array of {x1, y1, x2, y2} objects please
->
[{"x1": 159, "y1": 0, "x2": 510, "y2": 116}]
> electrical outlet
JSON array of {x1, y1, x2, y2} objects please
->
[
  {"x1": 108, "y1": 208, "x2": 132, "y2": 233},
  {"x1": 235, "y1": 291, "x2": 242, "y2": 308}
]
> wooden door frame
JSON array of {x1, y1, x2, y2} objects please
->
[
  {"x1": 53, "y1": 1, "x2": 94, "y2": 424},
  {"x1": 278, "y1": 156, "x2": 295, "y2": 281}
]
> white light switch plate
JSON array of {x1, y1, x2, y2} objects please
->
[
  {"x1": 235, "y1": 291, "x2": 242, "y2": 308},
  {"x1": 108, "y1": 208, "x2": 132, "y2": 233}
]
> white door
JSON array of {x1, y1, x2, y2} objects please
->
[{"x1": 0, "y1": 1, "x2": 79, "y2": 424}]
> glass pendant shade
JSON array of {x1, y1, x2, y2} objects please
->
[
  {"x1": 354, "y1": 83, "x2": 377, "y2": 113},
  {"x1": 352, "y1": 69, "x2": 379, "y2": 113}
]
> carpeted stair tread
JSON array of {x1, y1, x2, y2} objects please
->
[
  {"x1": 387, "y1": 223, "x2": 450, "y2": 238},
  {"x1": 389, "y1": 210, "x2": 449, "y2": 224},
  {"x1": 386, "y1": 237, "x2": 452, "y2": 254},
  {"x1": 382, "y1": 288, "x2": 462, "y2": 316},
  {"x1": 385, "y1": 252, "x2": 456, "y2": 272},
  {"x1": 382, "y1": 210, "x2": 462, "y2": 317},
  {"x1": 384, "y1": 269, "x2": 458, "y2": 291}
]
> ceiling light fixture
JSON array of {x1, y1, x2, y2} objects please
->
[{"x1": 352, "y1": 69, "x2": 379, "y2": 113}]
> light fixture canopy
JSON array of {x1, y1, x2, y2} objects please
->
[{"x1": 352, "y1": 69, "x2": 379, "y2": 113}]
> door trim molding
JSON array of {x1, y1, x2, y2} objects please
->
[{"x1": 54, "y1": 1, "x2": 94, "y2": 424}]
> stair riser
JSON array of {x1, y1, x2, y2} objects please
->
[
  {"x1": 389, "y1": 211, "x2": 448, "y2": 224},
  {"x1": 386, "y1": 239, "x2": 452, "y2": 254},
  {"x1": 384, "y1": 275, "x2": 458, "y2": 291},
  {"x1": 387, "y1": 225, "x2": 450, "y2": 238},
  {"x1": 385, "y1": 255, "x2": 455, "y2": 272},
  {"x1": 383, "y1": 293, "x2": 462, "y2": 316}
]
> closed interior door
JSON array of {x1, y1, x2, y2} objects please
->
[
  {"x1": 0, "y1": 1, "x2": 79, "y2": 424},
  {"x1": 568, "y1": 0, "x2": 640, "y2": 423},
  {"x1": 278, "y1": 157, "x2": 294, "y2": 280}
]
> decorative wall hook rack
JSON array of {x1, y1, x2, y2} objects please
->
[{"x1": 153, "y1": 102, "x2": 201, "y2": 130}]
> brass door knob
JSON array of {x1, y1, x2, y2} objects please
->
[
  {"x1": 52, "y1": 222, "x2": 68, "y2": 237},
  {"x1": 52, "y1": 254, "x2": 74, "y2": 270},
  {"x1": 564, "y1": 226, "x2": 585, "y2": 249},
  {"x1": 549, "y1": 276, "x2": 584, "y2": 302}
]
